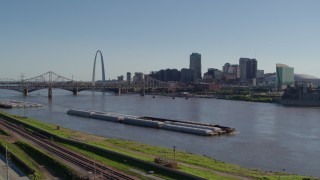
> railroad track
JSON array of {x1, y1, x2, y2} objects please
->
[{"x1": 0, "y1": 120, "x2": 136, "y2": 180}]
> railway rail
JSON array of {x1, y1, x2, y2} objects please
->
[{"x1": 0, "y1": 119, "x2": 137, "y2": 180}]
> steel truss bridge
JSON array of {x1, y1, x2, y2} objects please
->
[{"x1": 0, "y1": 71, "x2": 186, "y2": 98}]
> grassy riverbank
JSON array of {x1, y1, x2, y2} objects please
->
[
  {"x1": 227, "y1": 95, "x2": 274, "y2": 103},
  {"x1": 0, "y1": 111, "x2": 317, "y2": 180},
  {"x1": 0, "y1": 138, "x2": 44, "y2": 179}
]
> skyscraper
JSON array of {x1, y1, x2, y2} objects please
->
[
  {"x1": 246, "y1": 59, "x2": 257, "y2": 79},
  {"x1": 239, "y1": 58, "x2": 248, "y2": 81},
  {"x1": 189, "y1": 53, "x2": 202, "y2": 82},
  {"x1": 126, "y1": 72, "x2": 131, "y2": 84},
  {"x1": 239, "y1": 58, "x2": 257, "y2": 82},
  {"x1": 276, "y1": 64, "x2": 294, "y2": 90}
]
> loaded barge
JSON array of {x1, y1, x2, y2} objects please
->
[
  {"x1": 0, "y1": 100, "x2": 42, "y2": 109},
  {"x1": 67, "y1": 109, "x2": 235, "y2": 136}
]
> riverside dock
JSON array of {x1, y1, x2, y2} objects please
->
[{"x1": 67, "y1": 109, "x2": 235, "y2": 136}]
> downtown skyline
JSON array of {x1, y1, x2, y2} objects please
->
[{"x1": 1, "y1": 0, "x2": 320, "y2": 81}]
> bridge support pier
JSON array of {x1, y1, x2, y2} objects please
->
[
  {"x1": 73, "y1": 87, "x2": 78, "y2": 95},
  {"x1": 120, "y1": 88, "x2": 128, "y2": 94},
  {"x1": 140, "y1": 88, "x2": 145, "y2": 97},
  {"x1": 23, "y1": 88, "x2": 28, "y2": 96},
  {"x1": 117, "y1": 88, "x2": 121, "y2": 95},
  {"x1": 48, "y1": 87, "x2": 52, "y2": 99}
]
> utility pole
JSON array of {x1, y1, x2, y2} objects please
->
[
  {"x1": 23, "y1": 95, "x2": 27, "y2": 118},
  {"x1": 278, "y1": 169, "x2": 285, "y2": 180},
  {"x1": 93, "y1": 156, "x2": 96, "y2": 180},
  {"x1": 6, "y1": 145, "x2": 10, "y2": 180},
  {"x1": 173, "y1": 146, "x2": 176, "y2": 162}
]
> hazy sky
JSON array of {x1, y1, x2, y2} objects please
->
[{"x1": 1, "y1": 0, "x2": 319, "y2": 81}]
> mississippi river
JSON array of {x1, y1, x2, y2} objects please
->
[{"x1": 1, "y1": 89, "x2": 319, "y2": 177}]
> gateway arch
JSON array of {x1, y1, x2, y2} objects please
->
[{"x1": 92, "y1": 50, "x2": 106, "y2": 85}]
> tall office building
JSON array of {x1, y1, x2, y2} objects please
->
[
  {"x1": 126, "y1": 72, "x2": 131, "y2": 84},
  {"x1": 189, "y1": 53, "x2": 202, "y2": 82},
  {"x1": 239, "y1": 58, "x2": 257, "y2": 82},
  {"x1": 239, "y1": 58, "x2": 248, "y2": 81},
  {"x1": 276, "y1": 64, "x2": 294, "y2": 90}
]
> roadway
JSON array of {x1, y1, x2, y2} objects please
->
[{"x1": 0, "y1": 153, "x2": 29, "y2": 180}]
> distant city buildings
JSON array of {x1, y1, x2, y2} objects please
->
[
  {"x1": 222, "y1": 63, "x2": 240, "y2": 82},
  {"x1": 114, "y1": 52, "x2": 320, "y2": 93},
  {"x1": 117, "y1": 75, "x2": 124, "y2": 81},
  {"x1": 189, "y1": 53, "x2": 202, "y2": 82},
  {"x1": 276, "y1": 64, "x2": 294, "y2": 90},
  {"x1": 181, "y1": 68, "x2": 194, "y2": 83},
  {"x1": 133, "y1": 53, "x2": 315, "y2": 91},
  {"x1": 133, "y1": 72, "x2": 144, "y2": 81},
  {"x1": 150, "y1": 69, "x2": 181, "y2": 82}
]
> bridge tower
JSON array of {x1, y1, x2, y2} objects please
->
[
  {"x1": 140, "y1": 74, "x2": 145, "y2": 97},
  {"x1": 92, "y1": 50, "x2": 106, "y2": 86},
  {"x1": 23, "y1": 88, "x2": 28, "y2": 96}
]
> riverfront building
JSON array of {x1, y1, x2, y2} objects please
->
[
  {"x1": 276, "y1": 64, "x2": 294, "y2": 90},
  {"x1": 189, "y1": 53, "x2": 202, "y2": 82}
]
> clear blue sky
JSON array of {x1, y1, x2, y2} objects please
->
[{"x1": 1, "y1": 0, "x2": 319, "y2": 81}]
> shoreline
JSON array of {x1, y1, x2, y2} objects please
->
[
  {"x1": 0, "y1": 111, "x2": 317, "y2": 180},
  {"x1": 142, "y1": 93, "x2": 275, "y2": 103}
]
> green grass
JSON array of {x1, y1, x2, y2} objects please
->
[
  {"x1": 228, "y1": 95, "x2": 274, "y2": 103},
  {"x1": 59, "y1": 142, "x2": 155, "y2": 180},
  {"x1": 178, "y1": 165, "x2": 238, "y2": 180},
  {"x1": 0, "y1": 128, "x2": 10, "y2": 136},
  {"x1": 15, "y1": 141, "x2": 81, "y2": 180},
  {"x1": 0, "y1": 111, "x2": 317, "y2": 180},
  {"x1": 0, "y1": 139, "x2": 44, "y2": 179}
]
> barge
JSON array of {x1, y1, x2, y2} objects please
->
[
  {"x1": 67, "y1": 109, "x2": 235, "y2": 136},
  {"x1": 0, "y1": 100, "x2": 42, "y2": 109}
]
